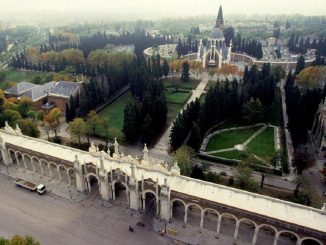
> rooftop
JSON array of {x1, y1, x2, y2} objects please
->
[
  {"x1": 209, "y1": 28, "x2": 225, "y2": 40},
  {"x1": 49, "y1": 81, "x2": 79, "y2": 98},
  {"x1": 4, "y1": 81, "x2": 39, "y2": 96},
  {"x1": 22, "y1": 82, "x2": 56, "y2": 102}
]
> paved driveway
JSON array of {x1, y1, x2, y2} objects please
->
[{"x1": 0, "y1": 174, "x2": 169, "y2": 245}]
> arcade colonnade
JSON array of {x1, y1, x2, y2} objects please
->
[
  {"x1": 7, "y1": 148, "x2": 76, "y2": 186},
  {"x1": 0, "y1": 125, "x2": 325, "y2": 245},
  {"x1": 3, "y1": 148, "x2": 323, "y2": 245}
]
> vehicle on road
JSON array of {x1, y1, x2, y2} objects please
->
[{"x1": 14, "y1": 178, "x2": 46, "y2": 195}]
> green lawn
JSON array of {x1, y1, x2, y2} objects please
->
[
  {"x1": 213, "y1": 150, "x2": 243, "y2": 160},
  {"x1": 0, "y1": 69, "x2": 47, "y2": 89},
  {"x1": 247, "y1": 127, "x2": 276, "y2": 162},
  {"x1": 162, "y1": 78, "x2": 199, "y2": 90},
  {"x1": 5, "y1": 70, "x2": 44, "y2": 82},
  {"x1": 165, "y1": 89, "x2": 190, "y2": 104},
  {"x1": 97, "y1": 91, "x2": 133, "y2": 139},
  {"x1": 206, "y1": 126, "x2": 261, "y2": 152}
]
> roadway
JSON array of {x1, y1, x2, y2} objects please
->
[{"x1": 0, "y1": 174, "x2": 169, "y2": 245}]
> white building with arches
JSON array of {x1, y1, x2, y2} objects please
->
[
  {"x1": 196, "y1": 5, "x2": 232, "y2": 69},
  {"x1": 0, "y1": 123, "x2": 325, "y2": 245}
]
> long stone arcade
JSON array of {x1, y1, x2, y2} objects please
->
[{"x1": 0, "y1": 124, "x2": 325, "y2": 245}]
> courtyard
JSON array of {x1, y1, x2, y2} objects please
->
[{"x1": 203, "y1": 124, "x2": 278, "y2": 166}]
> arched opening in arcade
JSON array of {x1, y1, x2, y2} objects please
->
[
  {"x1": 171, "y1": 199, "x2": 186, "y2": 223},
  {"x1": 48, "y1": 162, "x2": 58, "y2": 180},
  {"x1": 237, "y1": 219, "x2": 256, "y2": 244},
  {"x1": 203, "y1": 209, "x2": 219, "y2": 232},
  {"x1": 256, "y1": 225, "x2": 277, "y2": 245},
  {"x1": 219, "y1": 213, "x2": 237, "y2": 239},
  {"x1": 113, "y1": 181, "x2": 128, "y2": 206},
  {"x1": 301, "y1": 238, "x2": 323, "y2": 245},
  {"x1": 88, "y1": 175, "x2": 99, "y2": 195},
  {"x1": 40, "y1": 159, "x2": 50, "y2": 176},
  {"x1": 32, "y1": 157, "x2": 41, "y2": 174},
  {"x1": 58, "y1": 165, "x2": 69, "y2": 183},
  {"x1": 23, "y1": 154, "x2": 33, "y2": 171},
  {"x1": 278, "y1": 231, "x2": 299, "y2": 245},
  {"x1": 8, "y1": 149, "x2": 16, "y2": 166},
  {"x1": 186, "y1": 204, "x2": 202, "y2": 228},
  {"x1": 141, "y1": 191, "x2": 158, "y2": 225},
  {"x1": 205, "y1": 50, "x2": 220, "y2": 68},
  {"x1": 16, "y1": 152, "x2": 23, "y2": 168}
]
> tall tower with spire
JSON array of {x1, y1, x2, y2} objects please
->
[
  {"x1": 215, "y1": 5, "x2": 224, "y2": 29},
  {"x1": 197, "y1": 4, "x2": 231, "y2": 69}
]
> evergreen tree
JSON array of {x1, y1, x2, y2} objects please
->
[
  {"x1": 188, "y1": 122, "x2": 201, "y2": 151},
  {"x1": 295, "y1": 55, "x2": 305, "y2": 75},
  {"x1": 162, "y1": 59, "x2": 170, "y2": 77},
  {"x1": 123, "y1": 102, "x2": 140, "y2": 143},
  {"x1": 156, "y1": 53, "x2": 162, "y2": 78},
  {"x1": 181, "y1": 61, "x2": 190, "y2": 82}
]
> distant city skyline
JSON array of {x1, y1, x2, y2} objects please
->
[{"x1": 1, "y1": 0, "x2": 326, "y2": 16}]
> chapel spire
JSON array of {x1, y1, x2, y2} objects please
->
[{"x1": 215, "y1": 5, "x2": 224, "y2": 29}]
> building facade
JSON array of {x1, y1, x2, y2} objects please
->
[
  {"x1": 196, "y1": 6, "x2": 232, "y2": 69},
  {"x1": 5, "y1": 81, "x2": 80, "y2": 113},
  {"x1": 0, "y1": 125, "x2": 325, "y2": 244}
]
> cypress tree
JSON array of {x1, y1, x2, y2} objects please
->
[
  {"x1": 295, "y1": 55, "x2": 305, "y2": 75},
  {"x1": 181, "y1": 61, "x2": 190, "y2": 82},
  {"x1": 162, "y1": 59, "x2": 170, "y2": 77},
  {"x1": 188, "y1": 122, "x2": 201, "y2": 151}
]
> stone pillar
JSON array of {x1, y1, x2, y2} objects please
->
[
  {"x1": 75, "y1": 168, "x2": 86, "y2": 193},
  {"x1": 112, "y1": 183, "x2": 116, "y2": 200},
  {"x1": 184, "y1": 207, "x2": 188, "y2": 225},
  {"x1": 40, "y1": 162, "x2": 44, "y2": 176},
  {"x1": 234, "y1": 220, "x2": 240, "y2": 241},
  {"x1": 160, "y1": 178, "x2": 170, "y2": 221},
  {"x1": 200, "y1": 210, "x2": 204, "y2": 231},
  {"x1": 142, "y1": 194, "x2": 146, "y2": 211},
  {"x1": 99, "y1": 174, "x2": 110, "y2": 201},
  {"x1": 74, "y1": 155, "x2": 87, "y2": 193},
  {"x1": 15, "y1": 153, "x2": 20, "y2": 168},
  {"x1": 252, "y1": 227, "x2": 259, "y2": 245},
  {"x1": 0, "y1": 136, "x2": 10, "y2": 166},
  {"x1": 31, "y1": 159, "x2": 36, "y2": 173},
  {"x1": 128, "y1": 165, "x2": 139, "y2": 211},
  {"x1": 48, "y1": 164, "x2": 53, "y2": 178},
  {"x1": 22, "y1": 156, "x2": 27, "y2": 169},
  {"x1": 67, "y1": 170, "x2": 71, "y2": 186},
  {"x1": 216, "y1": 215, "x2": 222, "y2": 237},
  {"x1": 273, "y1": 233, "x2": 279, "y2": 245},
  {"x1": 58, "y1": 168, "x2": 62, "y2": 183}
]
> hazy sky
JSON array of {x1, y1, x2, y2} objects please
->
[{"x1": 1, "y1": 0, "x2": 326, "y2": 16}]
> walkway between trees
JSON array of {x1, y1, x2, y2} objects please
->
[
  {"x1": 153, "y1": 73, "x2": 210, "y2": 154},
  {"x1": 279, "y1": 79, "x2": 296, "y2": 181}
]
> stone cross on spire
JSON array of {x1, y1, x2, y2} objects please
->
[{"x1": 215, "y1": 5, "x2": 224, "y2": 29}]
